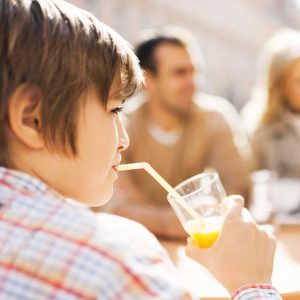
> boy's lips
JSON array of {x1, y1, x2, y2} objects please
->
[
  {"x1": 112, "y1": 161, "x2": 121, "y2": 171},
  {"x1": 112, "y1": 154, "x2": 122, "y2": 171}
]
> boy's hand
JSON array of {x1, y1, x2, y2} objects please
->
[{"x1": 185, "y1": 195, "x2": 276, "y2": 295}]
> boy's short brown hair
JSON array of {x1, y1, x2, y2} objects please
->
[{"x1": 0, "y1": 0, "x2": 143, "y2": 166}]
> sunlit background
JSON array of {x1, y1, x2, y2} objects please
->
[{"x1": 69, "y1": 0, "x2": 300, "y2": 109}]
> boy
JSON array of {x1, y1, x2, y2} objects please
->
[{"x1": 0, "y1": 0, "x2": 280, "y2": 299}]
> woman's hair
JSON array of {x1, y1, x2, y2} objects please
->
[
  {"x1": 0, "y1": 0, "x2": 144, "y2": 166},
  {"x1": 256, "y1": 29, "x2": 300, "y2": 126}
]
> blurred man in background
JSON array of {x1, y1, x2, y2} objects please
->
[{"x1": 106, "y1": 27, "x2": 252, "y2": 239}]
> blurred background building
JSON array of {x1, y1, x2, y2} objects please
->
[{"x1": 69, "y1": 0, "x2": 300, "y2": 109}]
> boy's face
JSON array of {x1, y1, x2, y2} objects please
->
[
  {"x1": 57, "y1": 86, "x2": 129, "y2": 205},
  {"x1": 53, "y1": 84, "x2": 129, "y2": 206},
  {"x1": 9, "y1": 76, "x2": 129, "y2": 206}
]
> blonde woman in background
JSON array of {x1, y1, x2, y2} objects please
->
[{"x1": 243, "y1": 29, "x2": 300, "y2": 218}]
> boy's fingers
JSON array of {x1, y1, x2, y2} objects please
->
[
  {"x1": 224, "y1": 195, "x2": 244, "y2": 221},
  {"x1": 241, "y1": 207, "x2": 255, "y2": 223},
  {"x1": 185, "y1": 237, "x2": 196, "y2": 255},
  {"x1": 186, "y1": 238, "x2": 204, "y2": 258}
]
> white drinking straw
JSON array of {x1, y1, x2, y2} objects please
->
[{"x1": 117, "y1": 162, "x2": 202, "y2": 222}]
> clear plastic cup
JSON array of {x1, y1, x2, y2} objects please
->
[{"x1": 167, "y1": 172, "x2": 227, "y2": 248}]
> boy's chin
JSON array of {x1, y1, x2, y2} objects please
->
[
  {"x1": 85, "y1": 190, "x2": 113, "y2": 208},
  {"x1": 66, "y1": 188, "x2": 113, "y2": 208}
]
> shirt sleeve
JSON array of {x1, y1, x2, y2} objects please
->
[{"x1": 231, "y1": 284, "x2": 283, "y2": 300}]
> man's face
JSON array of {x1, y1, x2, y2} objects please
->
[{"x1": 149, "y1": 43, "x2": 196, "y2": 117}]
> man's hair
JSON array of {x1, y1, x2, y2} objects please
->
[
  {"x1": 135, "y1": 29, "x2": 188, "y2": 75},
  {"x1": 0, "y1": 0, "x2": 143, "y2": 166}
]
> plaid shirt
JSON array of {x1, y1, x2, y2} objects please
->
[{"x1": 0, "y1": 167, "x2": 282, "y2": 300}]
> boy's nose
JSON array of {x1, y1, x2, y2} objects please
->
[{"x1": 117, "y1": 115, "x2": 130, "y2": 151}]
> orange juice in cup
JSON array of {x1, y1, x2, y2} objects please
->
[
  {"x1": 167, "y1": 172, "x2": 226, "y2": 248},
  {"x1": 184, "y1": 216, "x2": 223, "y2": 248}
]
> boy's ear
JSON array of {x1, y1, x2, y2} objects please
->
[{"x1": 7, "y1": 85, "x2": 44, "y2": 149}]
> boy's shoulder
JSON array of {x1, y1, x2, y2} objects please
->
[
  {"x1": 0, "y1": 171, "x2": 161, "y2": 253},
  {"x1": 2, "y1": 182, "x2": 161, "y2": 252},
  {"x1": 0, "y1": 180, "x2": 174, "y2": 299}
]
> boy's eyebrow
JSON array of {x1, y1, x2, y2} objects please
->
[
  {"x1": 109, "y1": 89, "x2": 126, "y2": 101},
  {"x1": 112, "y1": 99, "x2": 126, "y2": 105}
]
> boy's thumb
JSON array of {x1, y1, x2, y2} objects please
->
[{"x1": 224, "y1": 195, "x2": 244, "y2": 220}]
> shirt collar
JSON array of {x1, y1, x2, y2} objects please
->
[{"x1": 0, "y1": 166, "x2": 59, "y2": 198}]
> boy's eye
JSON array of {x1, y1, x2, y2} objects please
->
[{"x1": 111, "y1": 107, "x2": 123, "y2": 114}]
